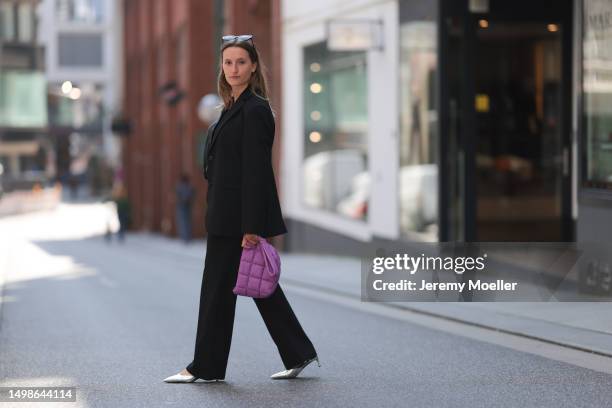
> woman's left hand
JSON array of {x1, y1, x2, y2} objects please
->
[{"x1": 242, "y1": 233, "x2": 261, "y2": 248}]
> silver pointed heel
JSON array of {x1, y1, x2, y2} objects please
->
[
  {"x1": 163, "y1": 371, "x2": 225, "y2": 384},
  {"x1": 270, "y1": 356, "x2": 320, "y2": 380},
  {"x1": 163, "y1": 371, "x2": 197, "y2": 383}
]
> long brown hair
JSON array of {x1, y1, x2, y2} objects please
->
[{"x1": 217, "y1": 40, "x2": 270, "y2": 109}]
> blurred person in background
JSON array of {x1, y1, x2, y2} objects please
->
[
  {"x1": 164, "y1": 34, "x2": 319, "y2": 384},
  {"x1": 175, "y1": 173, "x2": 195, "y2": 243},
  {"x1": 68, "y1": 173, "x2": 79, "y2": 200},
  {"x1": 106, "y1": 182, "x2": 130, "y2": 242}
]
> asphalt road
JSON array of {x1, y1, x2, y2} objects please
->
[{"x1": 1, "y1": 209, "x2": 612, "y2": 407}]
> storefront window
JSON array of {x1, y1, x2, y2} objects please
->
[
  {"x1": 302, "y1": 42, "x2": 369, "y2": 220},
  {"x1": 399, "y1": 1, "x2": 439, "y2": 240},
  {"x1": 583, "y1": 0, "x2": 612, "y2": 189}
]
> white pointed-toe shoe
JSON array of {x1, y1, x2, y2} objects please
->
[
  {"x1": 270, "y1": 356, "x2": 320, "y2": 380},
  {"x1": 163, "y1": 371, "x2": 197, "y2": 383},
  {"x1": 163, "y1": 370, "x2": 224, "y2": 383}
]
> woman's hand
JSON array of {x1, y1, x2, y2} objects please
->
[{"x1": 242, "y1": 233, "x2": 262, "y2": 248}]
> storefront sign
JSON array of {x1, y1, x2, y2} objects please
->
[
  {"x1": 584, "y1": 0, "x2": 612, "y2": 60},
  {"x1": 469, "y1": 0, "x2": 489, "y2": 13},
  {"x1": 326, "y1": 20, "x2": 384, "y2": 51}
]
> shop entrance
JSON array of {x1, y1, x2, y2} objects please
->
[{"x1": 440, "y1": 0, "x2": 574, "y2": 241}]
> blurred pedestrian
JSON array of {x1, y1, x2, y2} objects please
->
[
  {"x1": 164, "y1": 34, "x2": 319, "y2": 384},
  {"x1": 175, "y1": 174, "x2": 195, "y2": 243},
  {"x1": 111, "y1": 182, "x2": 130, "y2": 242},
  {"x1": 68, "y1": 173, "x2": 79, "y2": 200}
]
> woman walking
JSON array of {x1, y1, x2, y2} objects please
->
[{"x1": 164, "y1": 35, "x2": 319, "y2": 383}]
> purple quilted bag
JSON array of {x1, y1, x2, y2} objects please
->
[{"x1": 233, "y1": 239, "x2": 281, "y2": 298}]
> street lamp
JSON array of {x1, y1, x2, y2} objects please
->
[{"x1": 196, "y1": 94, "x2": 222, "y2": 169}]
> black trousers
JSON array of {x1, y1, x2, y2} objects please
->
[{"x1": 186, "y1": 234, "x2": 317, "y2": 380}]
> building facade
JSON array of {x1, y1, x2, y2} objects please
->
[
  {"x1": 36, "y1": 0, "x2": 123, "y2": 194},
  {"x1": 280, "y1": 0, "x2": 612, "y2": 255},
  {"x1": 0, "y1": 0, "x2": 49, "y2": 191}
]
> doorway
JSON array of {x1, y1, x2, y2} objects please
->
[{"x1": 440, "y1": 0, "x2": 574, "y2": 242}]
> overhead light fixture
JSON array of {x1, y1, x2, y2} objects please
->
[
  {"x1": 69, "y1": 87, "x2": 82, "y2": 100},
  {"x1": 61, "y1": 81, "x2": 73, "y2": 94},
  {"x1": 310, "y1": 83, "x2": 323, "y2": 94},
  {"x1": 309, "y1": 131, "x2": 322, "y2": 143}
]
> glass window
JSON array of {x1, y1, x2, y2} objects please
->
[
  {"x1": 56, "y1": 0, "x2": 104, "y2": 23},
  {"x1": 17, "y1": 2, "x2": 34, "y2": 42},
  {"x1": 58, "y1": 33, "x2": 103, "y2": 67},
  {"x1": 0, "y1": 71, "x2": 48, "y2": 128},
  {"x1": 398, "y1": 0, "x2": 439, "y2": 240},
  {"x1": 302, "y1": 42, "x2": 369, "y2": 220},
  {"x1": 0, "y1": 3, "x2": 15, "y2": 41},
  {"x1": 583, "y1": 0, "x2": 612, "y2": 189}
]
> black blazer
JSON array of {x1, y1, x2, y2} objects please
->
[{"x1": 202, "y1": 87, "x2": 287, "y2": 238}]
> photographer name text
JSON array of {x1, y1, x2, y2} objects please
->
[{"x1": 372, "y1": 279, "x2": 518, "y2": 292}]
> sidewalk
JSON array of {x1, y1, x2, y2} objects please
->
[
  {"x1": 0, "y1": 186, "x2": 61, "y2": 217},
  {"x1": 127, "y1": 232, "x2": 612, "y2": 358}
]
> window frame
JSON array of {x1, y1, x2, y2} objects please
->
[{"x1": 580, "y1": 0, "x2": 612, "y2": 195}]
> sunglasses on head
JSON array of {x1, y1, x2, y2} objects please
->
[{"x1": 221, "y1": 34, "x2": 255, "y2": 46}]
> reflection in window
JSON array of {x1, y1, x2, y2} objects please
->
[
  {"x1": 583, "y1": 0, "x2": 612, "y2": 189},
  {"x1": 17, "y1": 3, "x2": 34, "y2": 42},
  {"x1": 56, "y1": 0, "x2": 104, "y2": 23},
  {"x1": 399, "y1": 1, "x2": 439, "y2": 240},
  {"x1": 302, "y1": 42, "x2": 368, "y2": 220},
  {"x1": 0, "y1": 3, "x2": 15, "y2": 41}
]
